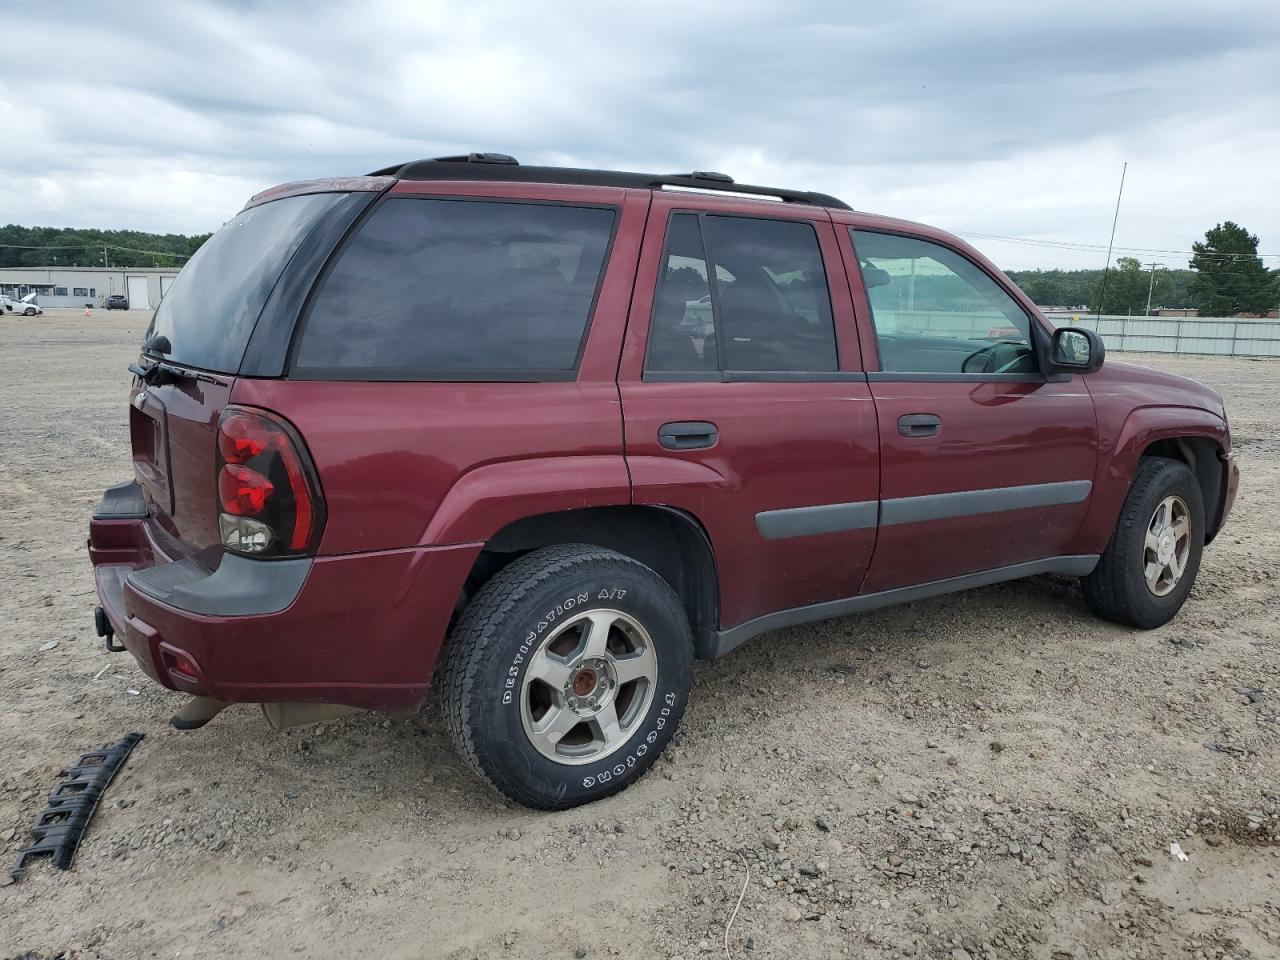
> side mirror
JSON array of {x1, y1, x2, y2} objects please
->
[{"x1": 1049, "y1": 327, "x2": 1104, "y2": 374}]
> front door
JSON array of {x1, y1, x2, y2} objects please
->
[
  {"x1": 619, "y1": 193, "x2": 879, "y2": 631},
  {"x1": 842, "y1": 226, "x2": 1098, "y2": 594}
]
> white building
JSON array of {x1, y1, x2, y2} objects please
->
[{"x1": 0, "y1": 265, "x2": 181, "y2": 309}]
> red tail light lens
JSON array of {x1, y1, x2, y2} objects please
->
[
  {"x1": 218, "y1": 415, "x2": 269, "y2": 463},
  {"x1": 215, "y1": 407, "x2": 325, "y2": 557},
  {"x1": 219, "y1": 464, "x2": 273, "y2": 515}
]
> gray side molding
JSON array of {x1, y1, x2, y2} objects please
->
[
  {"x1": 128, "y1": 554, "x2": 312, "y2": 617},
  {"x1": 707, "y1": 554, "x2": 1100, "y2": 659},
  {"x1": 880, "y1": 480, "x2": 1092, "y2": 526},
  {"x1": 756, "y1": 500, "x2": 878, "y2": 539}
]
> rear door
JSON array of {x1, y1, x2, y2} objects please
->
[
  {"x1": 839, "y1": 223, "x2": 1098, "y2": 593},
  {"x1": 619, "y1": 193, "x2": 879, "y2": 632}
]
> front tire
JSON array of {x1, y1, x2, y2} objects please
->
[
  {"x1": 1083, "y1": 456, "x2": 1204, "y2": 628},
  {"x1": 439, "y1": 545, "x2": 694, "y2": 809}
]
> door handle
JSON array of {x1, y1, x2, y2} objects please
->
[
  {"x1": 898, "y1": 413, "x2": 941, "y2": 438},
  {"x1": 658, "y1": 421, "x2": 719, "y2": 450}
]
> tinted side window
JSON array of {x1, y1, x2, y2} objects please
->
[
  {"x1": 294, "y1": 198, "x2": 616, "y2": 379},
  {"x1": 646, "y1": 214, "x2": 717, "y2": 373},
  {"x1": 645, "y1": 214, "x2": 838, "y2": 374},
  {"x1": 852, "y1": 230, "x2": 1037, "y2": 375}
]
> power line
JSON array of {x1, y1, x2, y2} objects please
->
[
  {"x1": 957, "y1": 231, "x2": 1280, "y2": 261},
  {"x1": 0, "y1": 241, "x2": 192, "y2": 259}
]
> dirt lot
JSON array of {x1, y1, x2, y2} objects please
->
[{"x1": 2, "y1": 309, "x2": 1278, "y2": 960}]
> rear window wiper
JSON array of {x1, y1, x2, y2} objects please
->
[
  {"x1": 128, "y1": 334, "x2": 222, "y2": 386},
  {"x1": 128, "y1": 359, "x2": 222, "y2": 387},
  {"x1": 129, "y1": 356, "x2": 222, "y2": 387}
]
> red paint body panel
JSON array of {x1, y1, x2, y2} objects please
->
[
  {"x1": 859, "y1": 377, "x2": 1098, "y2": 593},
  {"x1": 1072, "y1": 361, "x2": 1232, "y2": 552},
  {"x1": 89, "y1": 171, "x2": 1239, "y2": 714},
  {"x1": 231, "y1": 379, "x2": 630, "y2": 553},
  {"x1": 623, "y1": 382, "x2": 880, "y2": 626},
  {"x1": 90, "y1": 514, "x2": 477, "y2": 710}
]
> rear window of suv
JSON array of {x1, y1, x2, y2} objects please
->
[
  {"x1": 291, "y1": 198, "x2": 616, "y2": 380},
  {"x1": 146, "y1": 192, "x2": 344, "y2": 372}
]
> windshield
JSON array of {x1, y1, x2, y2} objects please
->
[{"x1": 146, "y1": 192, "x2": 344, "y2": 372}]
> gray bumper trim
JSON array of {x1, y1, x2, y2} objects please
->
[
  {"x1": 127, "y1": 554, "x2": 312, "y2": 617},
  {"x1": 92, "y1": 480, "x2": 147, "y2": 520}
]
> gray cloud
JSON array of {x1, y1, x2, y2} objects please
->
[{"x1": 2, "y1": 0, "x2": 1277, "y2": 269}]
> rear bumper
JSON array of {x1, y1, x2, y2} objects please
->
[{"x1": 89, "y1": 482, "x2": 480, "y2": 711}]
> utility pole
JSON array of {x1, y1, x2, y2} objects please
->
[
  {"x1": 1144, "y1": 261, "x2": 1165, "y2": 316},
  {"x1": 103, "y1": 243, "x2": 109, "y2": 268}
]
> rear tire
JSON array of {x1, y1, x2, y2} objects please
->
[
  {"x1": 439, "y1": 544, "x2": 693, "y2": 810},
  {"x1": 1083, "y1": 456, "x2": 1204, "y2": 628}
]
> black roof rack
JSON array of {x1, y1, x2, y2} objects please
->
[{"x1": 366, "y1": 153, "x2": 851, "y2": 210}]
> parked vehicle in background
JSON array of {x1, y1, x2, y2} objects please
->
[
  {"x1": 105, "y1": 294, "x2": 129, "y2": 310},
  {"x1": 2, "y1": 293, "x2": 43, "y2": 315},
  {"x1": 89, "y1": 153, "x2": 1239, "y2": 810}
]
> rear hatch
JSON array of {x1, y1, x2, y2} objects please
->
[{"x1": 130, "y1": 191, "x2": 351, "y2": 563}]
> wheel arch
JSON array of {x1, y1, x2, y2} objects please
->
[
  {"x1": 456, "y1": 505, "x2": 721, "y2": 659},
  {"x1": 1074, "y1": 405, "x2": 1230, "y2": 554},
  {"x1": 1138, "y1": 436, "x2": 1226, "y2": 542}
]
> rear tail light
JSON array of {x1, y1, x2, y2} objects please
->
[{"x1": 215, "y1": 406, "x2": 325, "y2": 558}]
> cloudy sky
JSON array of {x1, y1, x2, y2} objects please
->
[{"x1": 2, "y1": 0, "x2": 1278, "y2": 270}]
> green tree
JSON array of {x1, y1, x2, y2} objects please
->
[
  {"x1": 0, "y1": 224, "x2": 209, "y2": 269},
  {"x1": 1189, "y1": 222, "x2": 1272, "y2": 317},
  {"x1": 1091, "y1": 257, "x2": 1151, "y2": 315},
  {"x1": 1005, "y1": 267, "x2": 1197, "y2": 311}
]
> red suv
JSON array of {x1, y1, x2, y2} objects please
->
[{"x1": 89, "y1": 153, "x2": 1239, "y2": 809}]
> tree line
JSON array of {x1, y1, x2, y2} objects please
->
[
  {"x1": 0, "y1": 224, "x2": 210, "y2": 269},
  {"x1": 1008, "y1": 221, "x2": 1277, "y2": 316}
]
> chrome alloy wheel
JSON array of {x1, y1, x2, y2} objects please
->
[
  {"x1": 519, "y1": 609, "x2": 659, "y2": 765},
  {"x1": 1144, "y1": 495, "x2": 1191, "y2": 597}
]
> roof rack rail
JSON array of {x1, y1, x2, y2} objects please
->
[{"x1": 365, "y1": 155, "x2": 851, "y2": 210}]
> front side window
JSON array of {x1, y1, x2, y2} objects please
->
[
  {"x1": 852, "y1": 230, "x2": 1037, "y2": 375},
  {"x1": 646, "y1": 213, "x2": 838, "y2": 375},
  {"x1": 293, "y1": 198, "x2": 616, "y2": 379}
]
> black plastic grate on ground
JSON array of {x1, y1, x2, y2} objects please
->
[{"x1": 10, "y1": 732, "x2": 144, "y2": 881}]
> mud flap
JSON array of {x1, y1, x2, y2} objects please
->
[{"x1": 9, "y1": 733, "x2": 144, "y2": 881}]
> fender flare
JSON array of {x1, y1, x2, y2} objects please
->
[
  {"x1": 1072, "y1": 404, "x2": 1227, "y2": 555},
  {"x1": 421, "y1": 455, "x2": 632, "y2": 546}
]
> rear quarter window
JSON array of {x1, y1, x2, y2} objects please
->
[{"x1": 291, "y1": 198, "x2": 617, "y2": 380}]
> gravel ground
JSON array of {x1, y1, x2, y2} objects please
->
[{"x1": 2, "y1": 310, "x2": 1278, "y2": 960}]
